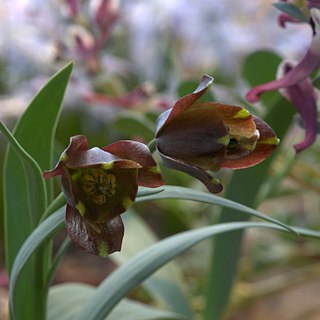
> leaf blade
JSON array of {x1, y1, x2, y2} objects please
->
[
  {"x1": 47, "y1": 283, "x2": 184, "y2": 320},
  {"x1": 76, "y1": 222, "x2": 320, "y2": 320},
  {"x1": 136, "y1": 185, "x2": 295, "y2": 233},
  {"x1": 4, "y1": 62, "x2": 73, "y2": 320}
]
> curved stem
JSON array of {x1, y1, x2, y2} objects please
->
[
  {"x1": 40, "y1": 193, "x2": 66, "y2": 223},
  {"x1": 147, "y1": 138, "x2": 156, "y2": 153}
]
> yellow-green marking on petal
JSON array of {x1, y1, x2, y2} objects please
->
[
  {"x1": 76, "y1": 201, "x2": 86, "y2": 216},
  {"x1": 71, "y1": 170, "x2": 82, "y2": 182},
  {"x1": 102, "y1": 162, "x2": 114, "y2": 170},
  {"x1": 148, "y1": 166, "x2": 161, "y2": 174},
  {"x1": 59, "y1": 152, "x2": 68, "y2": 162},
  {"x1": 211, "y1": 177, "x2": 221, "y2": 185},
  {"x1": 260, "y1": 137, "x2": 280, "y2": 145},
  {"x1": 98, "y1": 241, "x2": 108, "y2": 257},
  {"x1": 122, "y1": 196, "x2": 134, "y2": 210},
  {"x1": 233, "y1": 108, "x2": 251, "y2": 119},
  {"x1": 216, "y1": 135, "x2": 230, "y2": 146}
]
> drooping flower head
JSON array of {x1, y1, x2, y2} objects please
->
[
  {"x1": 155, "y1": 75, "x2": 279, "y2": 194},
  {"x1": 43, "y1": 135, "x2": 164, "y2": 256},
  {"x1": 246, "y1": 6, "x2": 320, "y2": 153}
]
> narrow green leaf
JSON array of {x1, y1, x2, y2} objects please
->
[
  {"x1": 4, "y1": 59, "x2": 73, "y2": 320},
  {"x1": 273, "y1": 2, "x2": 309, "y2": 23},
  {"x1": 76, "y1": 222, "x2": 320, "y2": 320},
  {"x1": 0, "y1": 120, "x2": 47, "y2": 228},
  {"x1": 9, "y1": 207, "x2": 65, "y2": 319},
  {"x1": 9, "y1": 203, "x2": 320, "y2": 320},
  {"x1": 47, "y1": 283, "x2": 183, "y2": 320},
  {"x1": 136, "y1": 186, "x2": 295, "y2": 233}
]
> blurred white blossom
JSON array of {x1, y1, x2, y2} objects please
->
[{"x1": 0, "y1": 0, "x2": 312, "y2": 116}]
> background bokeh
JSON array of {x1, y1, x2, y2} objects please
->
[{"x1": 1, "y1": 1, "x2": 320, "y2": 319}]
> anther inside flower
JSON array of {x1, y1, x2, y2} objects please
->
[
  {"x1": 155, "y1": 75, "x2": 279, "y2": 194},
  {"x1": 81, "y1": 169, "x2": 116, "y2": 203},
  {"x1": 43, "y1": 135, "x2": 164, "y2": 256}
]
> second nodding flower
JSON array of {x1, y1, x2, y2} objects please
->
[{"x1": 155, "y1": 75, "x2": 279, "y2": 194}]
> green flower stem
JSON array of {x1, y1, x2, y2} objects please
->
[
  {"x1": 147, "y1": 139, "x2": 156, "y2": 153},
  {"x1": 40, "y1": 193, "x2": 66, "y2": 223}
]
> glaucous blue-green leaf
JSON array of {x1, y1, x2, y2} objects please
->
[
  {"x1": 47, "y1": 283, "x2": 183, "y2": 320},
  {"x1": 136, "y1": 186, "x2": 295, "y2": 233},
  {"x1": 76, "y1": 222, "x2": 320, "y2": 320},
  {"x1": 113, "y1": 210, "x2": 192, "y2": 318},
  {"x1": 273, "y1": 2, "x2": 308, "y2": 23},
  {"x1": 9, "y1": 198, "x2": 320, "y2": 320}
]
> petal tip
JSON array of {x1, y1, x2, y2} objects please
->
[
  {"x1": 194, "y1": 74, "x2": 214, "y2": 93},
  {"x1": 246, "y1": 90, "x2": 260, "y2": 103}
]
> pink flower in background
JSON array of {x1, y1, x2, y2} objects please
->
[{"x1": 247, "y1": 8, "x2": 320, "y2": 153}]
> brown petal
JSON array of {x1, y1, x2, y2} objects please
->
[
  {"x1": 66, "y1": 204, "x2": 124, "y2": 256},
  {"x1": 43, "y1": 162, "x2": 64, "y2": 179},
  {"x1": 66, "y1": 146, "x2": 141, "y2": 170},
  {"x1": 221, "y1": 116, "x2": 279, "y2": 169},
  {"x1": 157, "y1": 150, "x2": 223, "y2": 194},
  {"x1": 194, "y1": 102, "x2": 256, "y2": 138},
  {"x1": 156, "y1": 105, "x2": 228, "y2": 164},
  {"x1": 103, "y1": 140, "x2": 164, "y2": 187},
  {"x1": 43, "y1": 135, "x2": 89, "y2": 178},
  {"x1": 156, "y1": 75, "x2": 214, "y2": 135}
]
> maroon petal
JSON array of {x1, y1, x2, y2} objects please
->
[
  {"x1": 60, "y1": 167, "x2": 77, "y2": 207},
  {"x1": 66, "y1": 146, "x2": 141, "y2": 170},
  {"x1": 157, "y1": 149, "x2": 223, "y2": 194},
  {"x1": 103, "y1": 140, "x2": 164, "y2": 187},
  {"x1": 66, "y1": 204, "x2": 124, "y2": 256},
  {"x1": 43, "y1": 162, "x2": 64, "y2": 179},
  {"x1": 43, "y1": 135, "x2": 89, "y2": 178},
  {"x1": 156, "y1": 75, "x2": 213, "y2": 134},
  {"x1": 221, "y1": 116, "x2": 279, "y2": 169}
]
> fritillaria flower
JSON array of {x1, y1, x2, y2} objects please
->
[
  {"x1": 247, "y1": 7, "x2": 320, "y2": 152},
  {"x1": 155, "y1": 75, "x2": 279, "y2": 194},
  {"x1": 43, "y1": 135, "x2": 164, "y2": 256}
]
